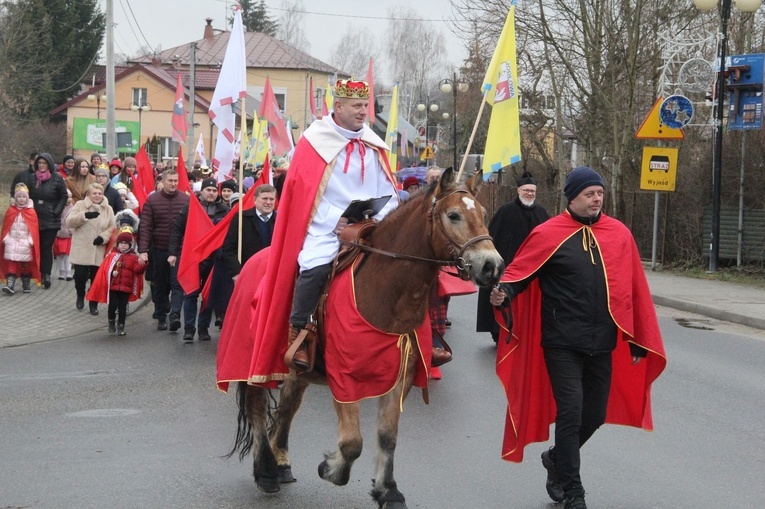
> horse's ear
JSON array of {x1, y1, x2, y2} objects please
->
[
  {"x1": 438, "y1": 167, "x2": 456, "y2": 193},
  {"x1": 465, "y1": 169, "x2": 483, "y2": 195}
]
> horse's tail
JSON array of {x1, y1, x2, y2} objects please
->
[{"x1": 225, "y1": 381, "x2": 254, "y2": 461}]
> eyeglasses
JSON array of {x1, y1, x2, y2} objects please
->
[{"x1": 519, "y1": 188, "x2": 536, "y2": 194}]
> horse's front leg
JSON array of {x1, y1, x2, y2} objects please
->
[
  {"x1": 270, "y1": 374, "x2": 310, "y2": 484},
  {"x1": 370, "y1": 350, "x2": 417, "y2": 509},
  {"x1": 245, "y1": 385, "x2": 280, "y2": 493},
  {"x1": 318, "y1": 400, "x2": 362, "y2": 486}
]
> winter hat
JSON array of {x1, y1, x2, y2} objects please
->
[
  {"x1": 94, "y1": 167, "x2": 109, "y2": 177},
  {"x1": 220, "y1": 180, "x2": 237, "y2": 192},
  {"x1": 242, "y1": 176, "x2": 255, "y2": 190},
  {"x1": 14, "y1": 183, "x2": 29, "y2": 198},
  {"x1": 201, "y1": 177, "x2": 217, "y2": 191},
  {"x1": 62, "y1": 155, "x2": 75, "y2": 165},
  {"x1": 123, "y1": 156, "x2": 137, "y2": 168},
  {"x1": 564, "y1": 166, "x2": 604, "y2": 203},
  {"x1": 402, "y1": 176, "x2": 420, "y2": 190},
  {"x1": 115, "y1": 226, "x2": 135, "y2": 245},
  {"x1": 91, "y1": 152, "x2": 102, "y2": 162},
  {"x1": 109, "y1": 158, "x2": 122, "y2": 169},
  {"x1": 113, "y1": 182, "x2": 129, "y2": 195},
  {"x1": 516, "y1": 171, "x2": 538, "y2": 187},
  {"x1": 229, "y1": 192, "x2": 241, "y2": 207}
]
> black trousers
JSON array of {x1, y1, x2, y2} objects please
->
[
  {"x1": 108, "y1": 291, "x2": 129, "y2": 324},
  {"x1": 544, "y1": 347, "x2": 612, "y2": 498},
  {"x1": 289, "y1": 262, "x2": 332, "y2": 329},
  {"x1": 39, "y1": 229, "x2": 58, "y2": 277},
  {"x1": 151, "y1": 248, "x2": 184, "y2": 322},
  {"x1": 73, "y1": 264, "x2": 98, "y2": 301}
]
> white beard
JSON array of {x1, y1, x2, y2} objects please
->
[{"x1": 519, "y1": 196, "x2": 536, "y2": 207}]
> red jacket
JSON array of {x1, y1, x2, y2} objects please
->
[
  {"x1": 86, "y1": 249, "x2": 146, "y2": 303},
  {"x1": 108, "y1": 251, "x2": 146, "y2": 293}
]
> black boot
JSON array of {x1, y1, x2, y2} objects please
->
[
  {"x1": 182, "y1": 326, "x2": 195, "y2": 342},
  {"x1": 3, "y1": 275, "x2": 17, "y2": 295},
  {"x1": 21, "y1": 275, "x2": 31, "y2": 293},
  {"x1": 197, "y1": 326, "x2": 211, "y2": 341},
  {"x1": 117, "y1": 323, "x2": 126, "y2": 336},
  {"x1": 108, "y1": 320, "x2": 116, "y2": 333},
  {"x1": 169, "y1": 312, "x2": 181, "y2": 332},
  {"x1": 89, "y1": 301, "x2": 99, "y2": 315},
  {"x1": 42, "y1": 274, "x2": 51, "y2": 289}
]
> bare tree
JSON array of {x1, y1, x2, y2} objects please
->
[
  {"x1": 276, "y1": 0, "x2": 310, "y2": 52},
  {"x1": 329, "y1": 26, "x2": 379, "y2": 78}
]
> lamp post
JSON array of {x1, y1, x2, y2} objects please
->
[
  {"x1": 693, "y1": 0, "x2": 762, "y2": 271},
  {"x1": 439, "y1": 73, "x2": 469, "y2": 171},
  {"x1": 87, "y1": 92, "x2": 106, "y2": 119},
  {"x1": 131, "y1": 103, "x2": 151, "y2": 147},
  {"x1": 416, "y1": 99, "x2": 440, "y2": 166}
]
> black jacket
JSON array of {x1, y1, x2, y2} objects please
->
[
  {"x1": 20, "y1": 153, "x2": 69, "y2": 231},
  {"x1": 102, "y1": 183, "x2": 124, "y2": 215},
  {"x1": 169, "y1": 197, "x2": 229, "y2": 257},
  {"x1": 222, "y1": 209, "x2": 275, "y2": 277}
]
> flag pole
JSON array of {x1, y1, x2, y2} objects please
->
[
  {"x1": 456, "y1": 91, "x2": 489, "y2": 183},
  {"x1": 237, "y1": 96, "x2": 247, "y2": 264}
]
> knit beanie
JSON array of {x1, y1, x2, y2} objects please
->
[
  {"x1": 62, "y1": 155, "x2": 75, "y2": 165},
  {"x1": 402, "y1": 176, "x2": 420, "y2": 189},
  {"x1": 123, "y1": 156, "x2": 137, "y2": 168},
  {"x1": 564, "y1": 166, "x2": 604, "y2": 203},
  {"x1": 94, "y1": 167, "x2": 109, "y2": 177},
  {"x1": 201, "y1": 177, "x2": 217, "y2": 191},
  {"x1": 220, "y1": 180, "x2": 237, "y2": 192},
  {"x1": 116, "y1": 230, "x2": 134, "y2": 245},
  {"x1": 14, "y1": 183, "x2": 29, "y2": 198}
]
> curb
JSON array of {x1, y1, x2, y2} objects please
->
[{"x1": 652, "y1": 295, "x2": 765, "y2": 331}]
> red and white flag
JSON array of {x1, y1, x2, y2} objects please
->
[
  {"x1": 365, "y1": 58, "x2": 375, "y2": 125},
  {"x1": 209, "y1": 7, "x2": 246, "y2": 180},
  {"x1": 195, "y1": 133, "x2": 207, "y2": 166},
  {"x1": 171, "y1": 74, "x2": 188, "y2": 144},
  {"x1": 259, "y1": 77, "x2": 292, "y2": 157},
  {"x1": 308, "y1": 76, "x2": 317, "y2": 122}
]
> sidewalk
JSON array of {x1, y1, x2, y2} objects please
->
[
  {"x1": 2, "y1": 268, "x2": 765, "y2": 348},
  {"x1": 0, "y1": 276, "x2": 150, "y2": 348}
]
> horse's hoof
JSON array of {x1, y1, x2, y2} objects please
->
[
  {"x1": 277, "y1": 465, "x2": 296, "y2": 483},
  {"x1": 255, "y1": 475, "x2": 280, "y2": 493},
  {"x1": 318, "y1": 460, "x2": 350, "y2": 486}
]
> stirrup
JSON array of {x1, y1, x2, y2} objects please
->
[{"x1": 284, "y1": 324, "x2": 317, "y2": 372}]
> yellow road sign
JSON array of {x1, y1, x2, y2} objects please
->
[
  {"x1": 640, "y1": 146, "x2": 678, "y2": 192},
  {"x1": 421, "y1": 145, "x2": 435, "y2": 160},
  {"x1": 636, "y1": 98, "x2": 685, "y2": 140}
]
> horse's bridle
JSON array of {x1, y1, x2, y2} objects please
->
[{"x1": 339, "y1": 187, "x2": 492, "y2": 280}]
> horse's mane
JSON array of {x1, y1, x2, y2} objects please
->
[{"x1": 369, "y1": 185, "x2": 437, "y2": 249}]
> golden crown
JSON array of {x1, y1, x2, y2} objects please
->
[
  {"x1": 118, "y1": 225, "x2": 135, "y2": 235},
  {"x1": 334, "y1": 79, "x2": 370, "y2": 99},
  {"x1": 14, "y1": 183, "x2": 29, "y2": 195}
]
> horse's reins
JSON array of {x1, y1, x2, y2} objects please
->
[{"x1": 339, "y1": 188, "x2": 492, "y2": 278}]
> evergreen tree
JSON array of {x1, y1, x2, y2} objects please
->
[
  {"x1": 0, "y1": 0, "x2": 105, "y2": 119},
  {"x1": 233, "y1": 0, "x2": 278, "y2": 35}
]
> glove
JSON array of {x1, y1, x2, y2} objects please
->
[
  {"x1": 84, "y1": 211, "x2": 100, "y2": 219},
  {"x1": 93, "y1": 237, "x2": 104, "y2": 246}
]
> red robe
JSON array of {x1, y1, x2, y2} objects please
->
[
  {"x1": 86, "y1": 249, "x2": 145, "y2": 303},
  {"x1": 0, "y1": 204, "x2": 41, "y2": 283},
  {"x1": 494, "y1": 211, "x2": 667, "y2": 462},
  {"x1": 215, "y1": 119, "x2": 397, "y2": 390}
]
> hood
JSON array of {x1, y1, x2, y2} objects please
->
[
  {"x1": 114, "y1": 209, "x2": 140, "y2": 231},
  {"x1": 34, "y1": 153, "x2": 56, "y2": 172}
]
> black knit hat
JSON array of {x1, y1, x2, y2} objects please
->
[
  {"x1": 564, "y1": 166, "x2": 604, "y2": 203},
  {"x1": 516, "y1": 171, "x2": 538, "y2": 187},
  {"x1": 220, "y1": 180, "x2": 237, "y2": 192},
  {"x1": 201, "y1": 177, "x2": 217, "y2": 191}
]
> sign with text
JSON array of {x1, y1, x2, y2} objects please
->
[
  {"x1": 72, "y1": 117, "x2": 140, "y2": 151},
  {"x1": 640, "y1": 146, "x2": 678, "y2": 192},
  {"x1": 727, "y1": 53, "x2": 764, "y2": 131}
]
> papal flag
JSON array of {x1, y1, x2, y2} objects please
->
[
  {"x1": 385, "y1": 83, "x2": 399, "y2": 172},
  {"x1": 481, "y1": 1, "x2": 521, "y2": 179}
]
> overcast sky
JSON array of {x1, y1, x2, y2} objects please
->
[{"x1": 101, "y1": 0, "x2": 468, "y2": 83}]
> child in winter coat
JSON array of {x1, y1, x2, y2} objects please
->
[
  {"x1": 54, "y1": 189, "x2": 74, "y2": 280},
  {"x1": 86, "y1": 227, "x2": 145, "y2": 335},
  {"x1": 1, "y1": 184, "x2": 41, "y2": 295}
]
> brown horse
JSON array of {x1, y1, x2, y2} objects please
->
[{"x1": 228, "y1": 168, "x2": 503, "y2": 508}]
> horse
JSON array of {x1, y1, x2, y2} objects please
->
[{"x1": 227, "y1": 167, "x2": 504, "y2": 508}]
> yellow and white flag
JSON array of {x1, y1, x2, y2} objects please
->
[
  {"x1": 247, "y1": 115, "x2": 270, "y2": 165},
  {"x1": 385, "y1": 83, "x2": 399, "y2": 172},
  {"x1": 481, "y1": 2, "x2": 521, "y2": 179}
]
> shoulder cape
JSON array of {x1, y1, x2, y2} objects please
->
[
  {"x1": 86, "y1": 251, "x2": 144, "y2": 303},
  {"x1": 0, "y1": 205, "x2": 41, "y2": 284},
  {"x1": 494, "y1": 211, "x2": 667, "y2": 462}
]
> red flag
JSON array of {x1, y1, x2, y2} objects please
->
[
  {"x1": 131, "y1": 172, "x2": 148, "y2": 213},
  {"x1": 308, "y1": 76, "x2": 317, "y2": 121},
  {"x1": 253, "y1": 154, "x2": 271, "y2": 188},
  {"x1": 177, "y1": 197, "x2": 214, "y2": 294},
  {"x1": 191, "y1": 184, "x2": 257, "y2": 264},
  {"x1": 258, "y1": 77, "x2": 292, "y2": 156},
  {"x1": 176, "y1": 149, "x2": 191, "y2": 194},
  {"x1": 172, "y1": 74, "x2": 188, "y2": 144},
  {"x1": 134, "y1": 146, "x2": 156, "y2": 197},
  {"x1": 365, "y1": 58, "x2": 375, "y2": 124}
]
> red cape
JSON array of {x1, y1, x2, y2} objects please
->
[
  {"x1": 224, "y1": 130, "x2": 396, "y2": 387},
  {"x1": 86, "y1": 250, "x2": 144, "y2": 303},
  {"x1": 494, "y1": 211, "x2": 667, "y2": 462},
  {"x1": 0, "y1": 205, "x2": 41, "y2": 283}
]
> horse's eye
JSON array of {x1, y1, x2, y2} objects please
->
[{"x1": 447, "y1": 212, "x2": 461, "y2": 221}]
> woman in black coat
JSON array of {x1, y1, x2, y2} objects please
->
[{"x1": 21, "y1": 153, "x2": 69, "y2": 288}]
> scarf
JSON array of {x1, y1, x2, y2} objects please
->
[{"x1": 35, "y1": 170, "x2": 52, "y2": 187}]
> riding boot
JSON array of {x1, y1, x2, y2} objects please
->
[
  {"x1": 108, "y1": 320, "x2": 116, "y2": 334},
  {"x1": 285, "y1": 325, "x2": 312, "y2": 372},
  {"x1": 21, "y1": 275, "x2": 31, "y2": 293},
  {"x1": 2, "y1": 274, "x2": 17, "y2": 295},
  {"x1": 117, "y1": 323, "x2": 126, "y2": 336}
]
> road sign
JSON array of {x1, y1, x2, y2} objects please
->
[
  {"x1": 640, "y1": 146, "x2": 678, "y2": 192},
  {"x1": 635, "y1": 98, "x2": 685, "y2": 140},
  {"x1": 660, "y1": 95, "x2": 694, "y2": 129},
  {"x1": 421, "y1": 146, "x2": 435, "y2": 160},
  {"x1": 727, "y1": 53, "x2": 764, "y2": 131}
]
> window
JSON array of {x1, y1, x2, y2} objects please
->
[
  {"x1": 132, "y1": 88, "x2": 148, "y2": 107},
  {"x1": 250, "y1": 85, "x2": 287, "y2": 117}
]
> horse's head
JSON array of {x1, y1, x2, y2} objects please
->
[{"x1": 427, "y1": 167, "x2": 504, "y2": 287}]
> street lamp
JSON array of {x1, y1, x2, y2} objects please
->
[
  {"x1": 416, "y1": 99, "x2": 440, "y2": 166},
  {"x1": 439, "y1": 74, "x2": 469, "y2": 171},
  {"x1": 130, "y1": 103, "x2": 151, "y2": 146},
  {"x1": 87, "y1": 92, "x2": 106, "y2": 119},
  {"x1": 693, "y1": 0, "x2": 762, "y2": 272}
]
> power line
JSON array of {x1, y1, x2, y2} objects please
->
[
  {"x1": 117, "y1": 0, "x2": 147, "y2": 52},
  {"x1": 122, "y1": 0, "x2": 153, "y2": 50},
  {"x1": 266, "y1": 4, "x2": 449, "y2": 23}
]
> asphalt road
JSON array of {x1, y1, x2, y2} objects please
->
[{"x1": 1, "y1": 294, "x2": 764, "y2": 509}]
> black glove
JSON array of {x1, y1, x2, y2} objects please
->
[
  {"x1": 84, "y1": 211, "x2": 100, "y2": 219},
  {"x1": 93, "y1": 237, "x2": 104, "y2": 246}
]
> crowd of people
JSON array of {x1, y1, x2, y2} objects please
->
[{"x1": 2, "y1": 79, "x2": 666, "y2": 509}]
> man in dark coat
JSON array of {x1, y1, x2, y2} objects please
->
[
  {"x1": 476, "y1": 171, "x2": 549, "y2": 341},
  {"x1": 221, "y1": 184, "x2": 277, "y2": 282}
]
